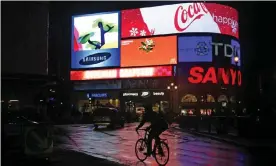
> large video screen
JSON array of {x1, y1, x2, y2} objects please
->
[
  {"x1": 121, "y1": 3, "x2": 238, "y2": 39},
  {"x1": 71, "y1": 12, "x2": 120, "y2": 69},
  {"x1": 121, "y1": 36, "x2": 177, "y2": 67},
  {"x1": 178, "y1": 35, "x2": 241, "y2": 66},
  {"x1": 70, "y1": 65, "x2": 172, "y2": 80},
  {"x1": 178, "y1": 36, "x2": 213, "y2": 62}
]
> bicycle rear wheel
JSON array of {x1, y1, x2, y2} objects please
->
[
  {"x1": 153, "y1": 141, "x2": 170, "y2": 166},
  {"x1": 135, "y1": 138, "x2": 148, "y2": 162}
]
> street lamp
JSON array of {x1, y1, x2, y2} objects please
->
[
  {"x1": 167, "y1": 83, "x2": 178, "y2": 113},
  {"x1": 234, "y1": 56, "x2": 239, "y2": 113}
]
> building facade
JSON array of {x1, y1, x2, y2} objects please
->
[{"x1": 66, "y1": 2, "x2": 241, "y2": 118}]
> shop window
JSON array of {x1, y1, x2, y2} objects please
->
[
  {"x1": 207, "y1": 94, "x2": 215, "y2": 102},
  {"x1": 181, "y1": 94, "x2": 197, "y2": 103},
  {"x1": 200, "y1": 109, "x2": 213, "y2": 116},
  {"x1": 218, "y1": 95, "x2": 228, "y2": 102},
  {"x1": 180, "y1": 109, "x2": 195, "y2": 116}
]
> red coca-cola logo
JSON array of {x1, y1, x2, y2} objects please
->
[{"x1": 174, "y1": 3, "x2": 209, "y2": 31}]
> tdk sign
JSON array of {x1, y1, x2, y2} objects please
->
[{"x1": 79, "y1": 52, "x2": 111, "y2": 65}]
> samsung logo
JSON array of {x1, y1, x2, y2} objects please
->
[{"x1": 79, "y1": 52, "x2": 111, "y2": 65}]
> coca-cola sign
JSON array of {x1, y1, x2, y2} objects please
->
[
  {"x1": 174, "y1": 3, "x2": 209, "y2": 32},
  {"x1": 121, "y1": 3, "x2": 239, "y2": 39}
]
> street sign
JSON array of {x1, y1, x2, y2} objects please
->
[{"x1": 24, "y1": 126, "x2": 53, "y2": 156}]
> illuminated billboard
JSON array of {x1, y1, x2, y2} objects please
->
[
  {"x1": 178, "y1": 64, "x2": 242, "y2": 86},
  {"x1": 70, "y1": 66, "x2": 172, "y2": 81},
  {"x1": 178, "y1": 35, "x2": 241, "y2": 66},
  {"x1": 71, "y1": 12, "x2": 120, "y2": 69},
  {"x1": 121, "y1": 36, "x2": 177, "y2": 67},
  {"x1": 178, "y1": 36, "x2": 213, "y2": 62},
  {"x1": 121, "y1": 3, "x2": 238, "y2": 39}
]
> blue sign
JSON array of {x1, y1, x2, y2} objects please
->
[
  {"x1": 71, "y1": 49, "x2": 120, "y2": 69},
  {"x1": 71, "y1": 11, "x2": 121, "y2": 69},
  {"x1": 231, "y1": 39, "x2": 241, "y2": 67},
  {"x1": 178, "y1": 36, "x2": 212, "y2": 62},
  {"x1": 87, "y1": 93, "x2": 108, "y2": 98}
]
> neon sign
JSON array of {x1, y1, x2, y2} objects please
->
[
  {"x1": 120, "y1": 67, "x2": 154, "y2": 78},
  {"x1": 153, "y1": 92, "x2": 165, "y2": 96},
  {"x1": 87, "y1": 93, "x2": 108, "y2": 98},
  {"x1": 188, "y1": 66, "x2": 242, "y2": 86},
  {"x1": 123, "y1": 93, "x2": 139, "y2": 96},
  {"x1": 70, "y1": 66, "x2": 172, "y2": 81}
]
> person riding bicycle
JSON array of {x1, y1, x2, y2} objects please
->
[{"x1": 135, "y1": 103, "x2": 168, "y2": 156}]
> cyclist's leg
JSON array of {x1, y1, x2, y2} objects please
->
[
  {"x1": 154, "y1": 129, "x2": 163, "y2": 151},
  {"x1": 146, "y1": 129, "x2": 154, "y2": 155}
]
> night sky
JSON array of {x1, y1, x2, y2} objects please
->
[{"x1": 2, "y1": 1, "x2": 276, "y2": 105}]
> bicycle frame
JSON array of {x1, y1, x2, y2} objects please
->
[{"x1": 136, "y1": 128, "x2": 163, "y2": 150}]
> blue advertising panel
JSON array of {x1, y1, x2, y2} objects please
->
[
  {"x1": 178, "y1": 36, "x2": 212, "y2": 62},
  {"x1": 71, "y1": 12, "x2": 121, "y2": 69},
  {"x1": 231, "y1": 39, "x2": 241, "y2": 67}
]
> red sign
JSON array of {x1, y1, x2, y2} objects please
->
[
  {"x1": 121, "y1": 3, "x2": 238, "y2": 39},
  {"x1": 188, "y1": 66, "x2": 242, "y2": 86},
  {"x1": 70, "y1": 66, "x2": 172, "y2": 81}
]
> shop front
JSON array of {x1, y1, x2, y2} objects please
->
[
  {"x1": 74, "y1": 91, "x2": 120, "y2": 113},
  {"x1": 120, "y1": 90, "x2": 170, "y2": 121}
]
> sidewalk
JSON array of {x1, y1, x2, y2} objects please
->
[{"x1": 173, "y1": 125, "x2": 276, "y2": 150}]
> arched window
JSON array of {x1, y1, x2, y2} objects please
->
[
  {"x1": 218, "y1": 95, "x2": 228, "y2": 102},
  {"x1": 181, "y1": 94, "x2": 197, "y2": 103},
  {"x1": 207, "y1": 94, "x2": 215, "y2": 102}
]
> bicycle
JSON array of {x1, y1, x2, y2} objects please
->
[{"x1": 135, "y1": 128, "x2": 170, "y2": 166}]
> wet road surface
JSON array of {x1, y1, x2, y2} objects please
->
[{"x1": 54, "y1": 123, "x2": 261, "y2": 166}]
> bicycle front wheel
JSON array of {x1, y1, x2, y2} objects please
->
[
  {"x1": 135, "y1": 138, "x2": 148, "y2": 162},
  {"x1": 153, "y1": 141, "x2": 170, "y2": 166}
]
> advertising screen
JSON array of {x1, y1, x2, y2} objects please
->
[
  {"x1": 178, "y1": 64, "x2": 242, "y2": 86},
  {"x1": 231, "y1": 39, "x2": 241, "y2": 66},
  {"x1": 121, "y1": 3, "x2": 238, "y2": 39},
  {"x1": 178, "y1": 36, "x2": 213, "y2": 62},
  {"x1": 178, "y1": 35, "x2": 241, "y2": 66},
  {"x1": 121, "y1": 36, "x2": 177, "y2": 67},
  {"x1": 72, "y1": 12, "x2": 120, "y2": 69},
  {"x1": 70, "y1": 66, "x2": 172, "y2": 81}
]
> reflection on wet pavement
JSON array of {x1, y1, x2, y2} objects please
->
[{"x1": 55, "y1": 123, "x2": 252, "y2": 166}]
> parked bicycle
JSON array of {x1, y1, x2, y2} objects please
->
[{"x1": 135, "y1": 128, "x2": 170, "y2": 166}]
